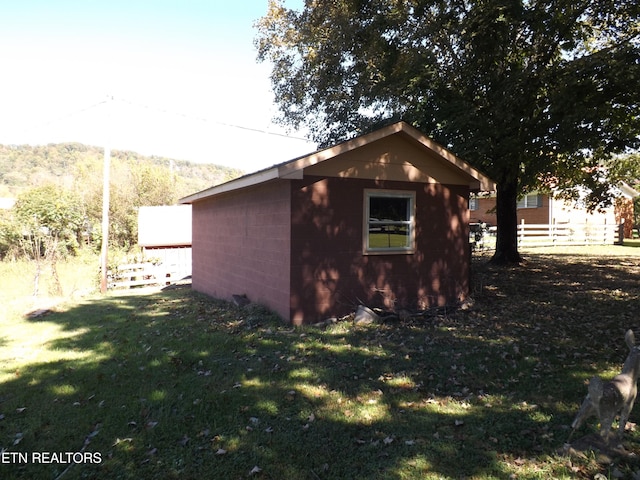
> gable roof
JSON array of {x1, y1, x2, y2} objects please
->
[{"x1": 180, "y1": 121, "x2": 495, "y2": 204}]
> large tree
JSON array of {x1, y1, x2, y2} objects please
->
[{"x1": 256, "y1": 0, "x2": 640, "y2": 263}]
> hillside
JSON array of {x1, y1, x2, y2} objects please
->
[{"x1": 0, "y1": 142, "x2": 243, "y2": 199}]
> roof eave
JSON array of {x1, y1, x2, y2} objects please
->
[
  {"x1": 276, "y1": 121, "x2": 496, "y2": 191},
  {"x1": 180, "y1": 167, "x2": 282, "y2": 204},
  {"x1": 179, "y1": 120, "x2": 497, "y2": 203}
]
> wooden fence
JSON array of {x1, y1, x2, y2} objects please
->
[
  {"x1": 108, "y1": 262, "x2": 190, "y2": 289},
  {"x1": 471, "y1": 221, "x2": 623, "y2": 251},
  {"x1": 516, "y1": 221, "x2": 623, "y2": 247}
]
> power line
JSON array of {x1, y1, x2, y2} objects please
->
[
  {"x1": 7, "y1": 96, "x2": 313, "y2": 144},
  {"x1": 12, "y1": 99, "x2": 109, "y2": 136},
  {"x1": 114, "y1": 96, "x2": 311, "y2": 142}
]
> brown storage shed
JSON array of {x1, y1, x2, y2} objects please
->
[{"x1": 180, "y1": 121, "x2": 494, "y2": 324}]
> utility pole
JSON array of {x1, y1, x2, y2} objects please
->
[{"x1": 100, "y1": 96, "x2": 112, "y2": 293}]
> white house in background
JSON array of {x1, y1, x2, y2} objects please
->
[{"x1": 137, "y1": 205, "x2": 192, "y2": 278}]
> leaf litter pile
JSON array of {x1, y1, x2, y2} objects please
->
[{"x1": 1, "y1": 250, "x2": 639, "y2": 479}]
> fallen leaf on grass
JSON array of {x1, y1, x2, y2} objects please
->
[
  {"x1": 16, "y1": 407, "x2": 26, "y2": 413},
  {"x1": 249, "y1": 465, "x2": 262, "y2": 475},
  {"x1": 215, "y1": 448, "x2": 227, "y2": 455},
  {"x1": 113, "y1": 437, "x2": 133, "y2": 446},
  {"x1": 13, "y1": 433, "x2": 23, "y2": 446},
  {"x1": 285, "y1": 390, "x2": 296, "y2": 401},
  {"x1": 383, "y1": 436, "x2": 394, "y2": 445}
]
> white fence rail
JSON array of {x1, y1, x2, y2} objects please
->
[
  {"x1": 108, "y1": 262, "x2": 190, "y2": 289},
  {"x1": 471, "y1": 221, "x2": 623, "y2": 251},
  {"x1": 516, "y1": 222, "x2": 623, "y2": 247}
]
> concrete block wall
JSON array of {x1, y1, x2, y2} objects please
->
[
  {"x1": 191, "y1": 181, "x2": 291, "y2": 320},
  {"x1": 289, "y1": 176, "x2": 470, "y2": 323}
]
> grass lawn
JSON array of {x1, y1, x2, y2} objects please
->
[
  {"x1": 1, "y1": 246, "x2": 640, "y2": 479},
  {"x1": 368, "y1": 231, "x2": 411, "y2": 249}
]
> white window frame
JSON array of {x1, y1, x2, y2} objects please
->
[
  {"x1": 517, "y1": 193, "x2": 541, "y2": 209},
  {"x1": 363, "y1": 189, "x2": 416, "y2": 255}
]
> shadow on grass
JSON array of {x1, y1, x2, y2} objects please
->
[{"x1": 1, "y1": 252, "x2": 640, "y2": 479}]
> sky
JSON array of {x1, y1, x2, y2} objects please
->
[{"x1": 0, "y1": 0, "x2": 314, "y2": 174}]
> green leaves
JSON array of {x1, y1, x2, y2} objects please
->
[
  {"x1": 0, "y1": 143, "x2": 243, "y2": 252},
  {"x1": 13, "y1": 184, "x2": 85, "y2": 285},
  {"x1": 15, "y1": 185, "x2": 84, "y2": 241},
  {"x1": 255, "y1": 0, "x2": 640, "y2": 262}
]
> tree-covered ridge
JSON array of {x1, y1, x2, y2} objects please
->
[
  {"x1": 0, "y1": 142, "x2": 243, "y2": 255},
  {"x1": 0, "y1": 142, "x2": 242, "y2": 199}
]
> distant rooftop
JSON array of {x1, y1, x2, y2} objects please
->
[
  {"x1": 138, "y1": 205, "x2": 192, "y2": 247},
  {"x1": 0, "y1": 198, "x2": 16, "y2": 210}
]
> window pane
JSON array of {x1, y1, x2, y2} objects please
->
[
  {"x1": 517, "y1": 194, "x2": 540, "y2": 209},
  {"x1": 369, "y1": 196, "x2": 409, "y2": 222},
  {"x1": 368, "y1": 222, "x2": 411, "y2": 248},
  {"x1": 366, "y1": 193, "x2": 413, "y2": 252}
]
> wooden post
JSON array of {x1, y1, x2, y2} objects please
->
[
  {"x1": 617, "y1": 223, "x2": 624, "y2": 245},
  {"x1": 518, "y1": 219, "x2": 524, "y2": 246},
  {"x1": 100, "y1": 96, "x2": 112, "y2": 293}
]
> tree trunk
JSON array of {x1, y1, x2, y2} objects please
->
[{"x1": 491, "y1": 178, "x2": 523, "y2": 264}]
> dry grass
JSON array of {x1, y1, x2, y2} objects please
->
[{"x1": 0, "y1": 251, "x2": 98, "y2": 321}]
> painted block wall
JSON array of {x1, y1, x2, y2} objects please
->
[
  {"x1": 289, "y1": 176, "x2": 470, "y2": 324},
  {"x1": 191, "y1": 181, "x2": 291, "y2": 320}
]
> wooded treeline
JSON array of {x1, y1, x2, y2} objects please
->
[
  {"x1": 0, "y1": 142, "x2": 242, "y2": 258},
  {"x1": 0, "y1": 143, "x2": 241, "y2": 198}
]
